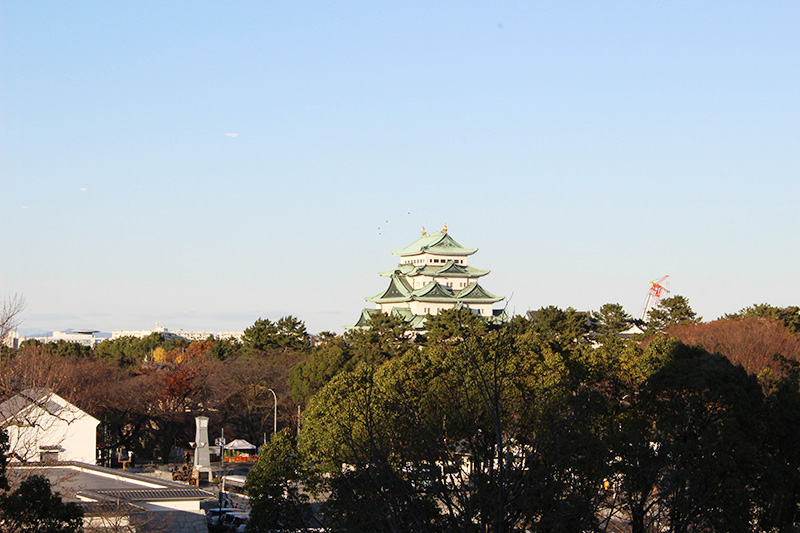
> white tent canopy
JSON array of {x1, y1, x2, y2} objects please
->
[{"x1": 224, "y1": 439, "x2": 257, "y2": 451}]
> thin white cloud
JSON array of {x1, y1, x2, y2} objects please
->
[
  {"x1": 224, "y1": 132, "x2": 239, "y2": 138},
  {"x1": 21, "y1": 205, "x2": 29, "y2": 209},
  {"x1": 79, "y1": 187, "x2": 88, "y2": 192}
]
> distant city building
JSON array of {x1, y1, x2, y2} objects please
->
[
  {"x1": 112, "y1": 322, "x2": 179, "y2": 340},
  {"x1": 2, "y1": 330, "x2": 21, "y2": 350},
  {"x1": 112, "y1": 323, "x2": 243, "y2": 342},
  {"x1": 52, "y1": 329, "x2": 105, "y2": 348},
  {"x1": 171, "y1": 329, "x2": 244, "y2": 342},
  {"x1": 22, "y1": 329, "x2": 108, "y2": 348},
  {"x1": 352, "y1": 226, "x2": 507, "y2": 329}
]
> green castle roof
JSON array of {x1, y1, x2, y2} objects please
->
[
  {"x1": 350, "y1": 308, "x2": 382, "y2": 328},
  {"x1": 348, "y1": 307, "x2": 429, "y2": 330},
  {"x1": 379, "y1": 260, "x2": 490, "y2": 278},
  {"x1": 456, "y1": 282, "x2": 503, "y2": 302},
  {"x1": 392, "y1": 231, "x2": 477, "y2": 257},
  {"x1": 367, "y1": 276, "x2": 503, "y2": 304}
]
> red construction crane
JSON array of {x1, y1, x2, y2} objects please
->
[{"x1": 640, "y1": 275, "x2": 670, "y2": 321}]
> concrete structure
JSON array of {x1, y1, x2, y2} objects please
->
[
  {"x1": 0, "y1": 389, "x2": 99, "y2": 463},
  {"x1": 353, "y1": 226, "x2": 507, "y2": 329}
]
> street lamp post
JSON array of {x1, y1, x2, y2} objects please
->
[
  {"x1": 218, "y1": 428, "x2": 226, "y2": 511},
  {"x1": 268, "y1": 388, "x2": 277, "y2": 435}
]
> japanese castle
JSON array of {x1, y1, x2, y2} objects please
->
[{"x1": 352, "y1": 226, "x2": 507, "y2": 329}]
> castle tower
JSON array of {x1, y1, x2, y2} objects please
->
[{"x1": 352, "y1": 226, "x2": 506, "y2": 329}]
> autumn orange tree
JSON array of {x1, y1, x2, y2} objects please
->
[{"x1": 668, "y1": 316, "x2": 800, "y2": 377}]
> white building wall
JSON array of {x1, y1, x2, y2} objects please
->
[
  {"x1": 3, "y1": 393, "x2": 99, "y2": 464},
  {"x1": 400, "y1": 253, "x2": 469, "y2": 267},
  {"x1": 412, "y1": 276, "x2": 471, "y2": 290},
  {"x1": 378, "y1": 300, "x2": 494, "y2": 317},
  {"x1": 408, "y1": 302, "x2": 459, "y2": 316},
  {"x1": 378, "y1": 303, "x2": 411, "y2": 314}
]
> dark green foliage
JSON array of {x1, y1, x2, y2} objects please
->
[
  {"x1": 344, "y1": 311, "x2": 416, "y2": 368},
  {"x1": 245, "y1": 429, "x2": 310, "y2": 532},
  {"x1": 206, "y1": 337, "x2": 241, "y2": 361},
  {"x1": 18, "y1": 339, "x2": 92, "y2": 358},
  {"x1": 423, "y1": 307, "x2": 488, "y2": 344},
  {"x1": 288, "y1": 335, "x2": 351, "y2": 404},
  {"x1": 94, "y1": 332, "x2": 188, "y2": 367},
  {"x1": 647, "y1": 295, "x2": 700, "y2": 331},
  {"x1": 289, "y1": 313, "x2": 800, "y2": 532},
  {"x1": 324, "y1": 466, "x2": 441, "y2": 533},
  {"x1": 592, "y1": 302, "x2": 633, "y2": 337},
  {"x1": 243, "y1": 316, "x2": 310, "y2": 354},
  {"x1": 527, "y1": 305, "x2": 591, "y2": 348},
  {"x1": 1, "y1": 430, "x2": 83, "y2": 531},
  {"x1": 756, "y1": 357, "x2": 800, "y2": 531},
  {"x1": 0, "y1": 473, "x2": 83, "y2": 533},
  {"x1": 611, "y1": 339, "x2": 763, "y2": 532}
]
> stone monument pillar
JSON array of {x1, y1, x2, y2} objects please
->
[{"x1": 194, "y1": 416, "x2": 211, "y2": 472}]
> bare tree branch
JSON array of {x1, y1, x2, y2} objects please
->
[{"x1": 0, "y1": 293, "x2": 25, "y2": 348}]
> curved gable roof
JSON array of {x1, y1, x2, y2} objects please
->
[
  {"x1": 456, "y1": 282, "x2": 504, "y2": 303},
  {"x1": 392, "y1": 231, "x2": 477, "y2": 257},
  {"x1": 366, "y1": 275, "x2": 412, "y2": 303}
]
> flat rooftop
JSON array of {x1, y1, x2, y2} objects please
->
[{"x1": 11, "y1": 462, "x2": 213, "y2": 504}]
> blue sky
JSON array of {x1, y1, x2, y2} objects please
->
[{"x1": 2, "y1": 2, "x2": 798, "y2": 334}]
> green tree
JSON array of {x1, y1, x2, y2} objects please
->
[
  {"x1": 423, "y1": 307, "x2": 488, "y2": 345},
  {"x1": 206, "y1": 337, "x2": 241, "y2": 361},
  {"x1": 592, "y1": 303, "x2": 633, "y2": 337},
  {"x1": 243, "y1": 316, "x2": 310, "y2": 355},
  {"x1": 527, "y1": 306, "x2": 591, "y2": 348},
  {"x1": 17, "y1": 339, "x2": 92, "y2": 359},
  {"x1": 274, "y1": 316, "x2": 310, "y2": 350},
  {"x1": 301, "y1": 325, "x2": 617, "y2": 532},
  {"x1": 344, "y1": 311, "x2": 416, "y2": 368},
  {"x1": 0, "y1": 473, "x2": 83, "y2": 533},
  {"x1": 288, "y1": 334, "x2": 351, "y2": 404},
  {"x1": 758, "y1": 357, "x2": 800, "y2": 531},
  {"x1": 245, "y1": 429, "x2": 309, "y2": 532},
  {"x1": 0, "y1": 420, "x2": 139, "y2": 531},
  {"x1": 94, "y1": 333, "x2": 189, "y2": 368},
  {"x1": 610, "y1": 339, "x2": 764, "y2": 533},
  {"x1": 646, "y1": 295, "x2": 700, "y2": 331}
]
